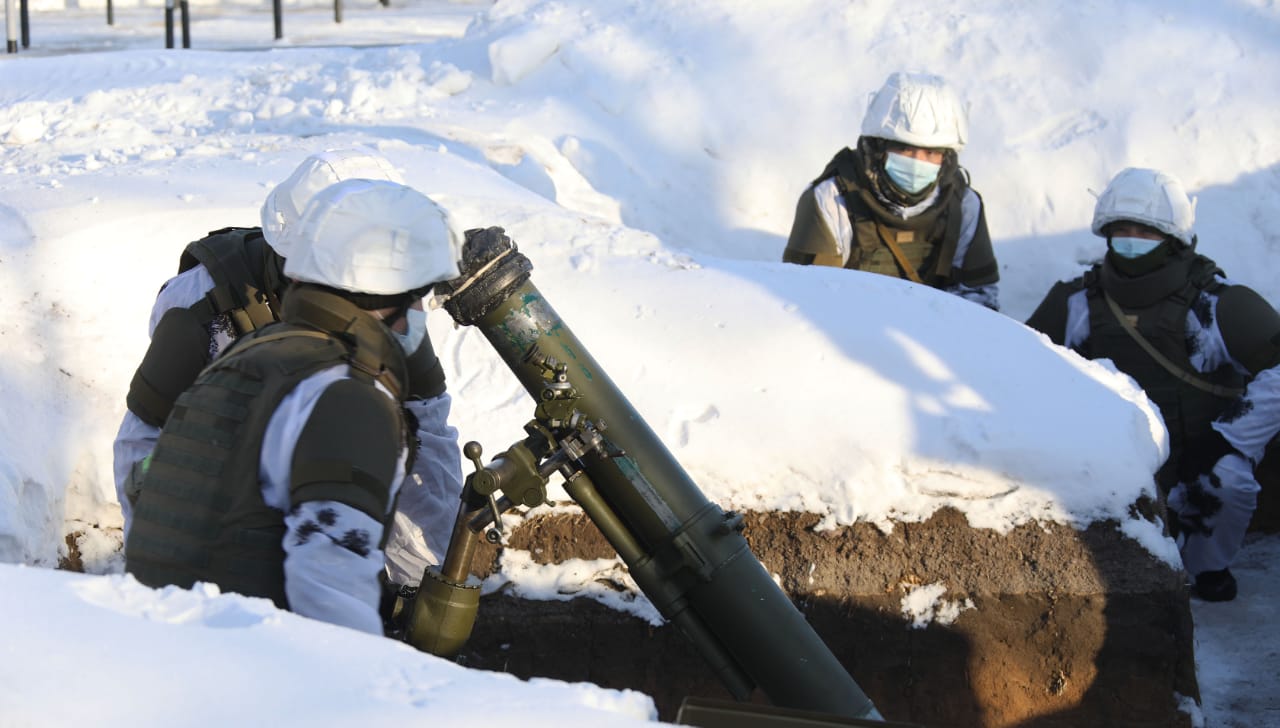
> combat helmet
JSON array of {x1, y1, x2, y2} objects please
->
[
  {"x1": 1091, "y1": 167, "x2": 1196, "y2": 246},
  {"x1": 281, "y1": 178, "x2": 460, "y2": 305},
  {"x1": 861, "y1": 72, "x2": 968, "y2": 152},
  {"x1": 261, "y1": 148, "x2": 405, "y2": 257}
]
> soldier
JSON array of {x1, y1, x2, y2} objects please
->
[
  {"x1": 1026, "y1": 167, "x2": 1280, "y2": 601},
  {"x1": 125, "y1": 179, "x2": 461, "y2": 634},
  {"x1": 112, "y1": 149, "x2": 461, "y2": 592},
  {"x1": 783, "y1": 71, "x2": 999, "y2": 310}
]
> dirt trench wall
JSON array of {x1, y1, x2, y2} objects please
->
[{"x1": 455, "y1": 506, "x2": 1198, "y2": 728}]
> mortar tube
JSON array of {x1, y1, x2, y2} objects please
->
[
  {"x1": 562, "y1": 469, "x2": 756, "y2": 700},
  {"x1": 437, "y1": 229, "x2": 880, "y2": 721}
]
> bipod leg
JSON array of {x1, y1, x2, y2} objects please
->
[{"x1": 404, "y1": 484, "x2": 489, "y2": 656}]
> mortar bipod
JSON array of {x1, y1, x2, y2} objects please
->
[{"x1": 403, "y1": 349, "x2": 607, "y2": 656}]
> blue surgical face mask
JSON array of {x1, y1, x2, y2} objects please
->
[
  {"x1": 392, "y1": 307, "x2": 427, "y2": 354},
  {"x1": 1109, "y1": 236, "x2": 1163, "y2": 259},
  {"x1": 883, "y1": 152, "x2": 941, "y2": 194}
]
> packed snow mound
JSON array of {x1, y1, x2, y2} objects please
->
[{"x1": 0, "y1": 563, "x2": 659, "y2": 727}]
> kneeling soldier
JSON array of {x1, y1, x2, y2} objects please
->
[{"x1": 126, "y1": 179, "x2": 461, "y2": 634}]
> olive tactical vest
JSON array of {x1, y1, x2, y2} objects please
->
[
  {"x1": 1080, "y1": 254, "x2": 1245, "y2": 486},
  {"x1": 818, "y1": 149, "x2": 966, "y2": 285},
  {"x1": 125, "y1": 228, "x2": 287, "y2": 428},
  {"x1": 178, "y1": 226, "x2": 285, "y2": 336},
  {"x1": 125, "y1": 288, "x2": 409, "y2": 605}
]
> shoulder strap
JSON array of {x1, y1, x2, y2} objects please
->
[
  {"x1": 182, "y1": 228, "x2": 280, "y2": 336},
  {"x1": 928, "y1": 176, "x2": 969, "y2": 283},
  {"x1": 874, "y1": 224, "x2": 925, "y2": 284},
  {"x1": 1101, "y1": 291, "x2": 1244, "y2": 397}
]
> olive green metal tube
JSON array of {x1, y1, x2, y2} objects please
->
[
  {"x1": 439, "y1": 490, "x2": 486, "y2": 584},
  {"x1": 560, "y1": 471, "x2": 646, "y2": 564},
  {"x1": 406, "y1": 490, "x2": 486, "y2": 656},
  {"x1": 562, "y1": 470, "x2": 756, "y2": 700},
  {"x1": 437, "y1": 229, "x2": 879, "y2": 720}
]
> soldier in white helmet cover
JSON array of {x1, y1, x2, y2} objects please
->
[
  {"x1": 125, "y1": 179, "x2": 463, "y2": 634},
  {"x1": 783, "y1": 72, "x2": 999, "y2": 310},
  {"x1": 113, "y1": 149, "x2": 462, "y2": 613},
  {"x1": 1026, "y1": 167, "x2": 1280, "y2": 601}
]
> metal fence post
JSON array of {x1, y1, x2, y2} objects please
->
[
  {"x1": 164, "y1": 0, "x2": 174, "y2": 48},
  {"x1": 5, "y1": 0, "x2": 17, "y2": 53}
]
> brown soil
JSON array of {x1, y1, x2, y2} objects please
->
[
  {"x1": 457, "y1": 506, "x2": 1198, "y2": 728},
  {"x1": 57, "y1": 532, "x2": 85, "y2": 572}
]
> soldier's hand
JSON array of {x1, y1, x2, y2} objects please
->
[{"x1": 379, "y1": 572, "x2": 418, "y2": 640}]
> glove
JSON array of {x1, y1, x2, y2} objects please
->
[
  {"x1": 379, "y1": 571, "x2": 419, "y2": 640},
  {"x1": 1175, "y1": 427, "x2": 1237, "y2": 484}
]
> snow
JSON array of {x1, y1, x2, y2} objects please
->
[
  {"x1": 1, "y1": 0, "x2": 1278, "y2": 725},
  {"x1": 899, "y1": 582, "x2": 976, "y2": 630}
]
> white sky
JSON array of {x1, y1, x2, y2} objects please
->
[{"x1": 1, "y1": 0, "x2": 1278, "y2": 725}]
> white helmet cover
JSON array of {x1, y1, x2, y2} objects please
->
[
  {"x1": 281, "y1": 179, "x2": 461, "y2": 296},
  {"x1": 1091, "y1": 167, "x2": 1196, "y2": 245},
  {"x1": 260, "y1": 148, "x2": 405, "y2": 256},
  {"x1": 861, "y1": 72, "x2": 968, "y2": 152}
]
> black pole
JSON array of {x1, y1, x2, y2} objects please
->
[
  {"x1": 106, "y1": 0, "x2": 113, "y2": 26},
  {"x1": 179, "y1": 0, "x2": 189, "y2": 49},
  {"x1": 164, "y1": 0, "x2": 174, "y2": 49},
  {"x1": 18, "y1": 0, "x2": 26, "y2": 48},
  {"x1": 272, "y1": 0, "x2": 282, "y2": 40},
  {"x1": 333, "y1": 0, "x2": 341, "y2": 24}
]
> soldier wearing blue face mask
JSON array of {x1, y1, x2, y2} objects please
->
[
  {"x1": 1026, "y1": 167, "x2": 1280, "y2": 602},
  {"x1": 783, "y1": 72, "x2": 1000, "y2": 310}
]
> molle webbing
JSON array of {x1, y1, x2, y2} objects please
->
[
  {"x1": 126, "y1": 327, "x2": 381, "y2": 605},
  {"x1": 179, "y1": 227, "x2": 280, "y2": 336},
  {"x1": 126, "y1": 363, "x2": 286, "y2": 605}
]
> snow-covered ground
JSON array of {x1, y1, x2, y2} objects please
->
[{"x1": 1, "y1": 0, "x2": 1278, "y2": 725}]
